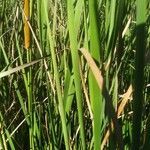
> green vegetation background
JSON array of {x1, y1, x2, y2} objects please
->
[{"x1": 0, "y1": 0, "x2": 150, "y2": 149}]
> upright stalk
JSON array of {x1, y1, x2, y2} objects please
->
[
  {"x1": 23, "y1": 0, "x2": 30, "y2": 49},
  {"x1": 132, "y1": 0, "x2": 147, "y2": 149},
  {"x1": 67, "y1": 0, "x2": 86, "y2": 149},
  {"x1": 43, "y1": 1, "x2": 70, "y2": 149},
  {"x1": 88, "y1": 0, "x2": 102, "y2": 149}
]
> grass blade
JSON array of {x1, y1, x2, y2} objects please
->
[
  {"x1": 43, "y1": 1, "x2": 70, "y2": 149},
  {"x1": 88, "y1": 1, "x2": 103, "y2": 149},
  {"x1": 0, "y1": 59, "x2": 41, "y2": 79},
  {"x1": 132, "y1": 0, "x2": 147, "y2": 149},
  {"x1": 67, "y1": 0, "x2": 86, "y2": 149}
]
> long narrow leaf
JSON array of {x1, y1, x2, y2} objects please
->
[{"x1": 0, "y1": 59, "x2": 41, "y2": 79}]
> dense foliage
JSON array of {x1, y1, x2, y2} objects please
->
[{"x1": 0, "y1": 0, "x2": 150, "y2": 149}]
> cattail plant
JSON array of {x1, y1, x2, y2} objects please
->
[
  {"x1": 23, "y1": 0, "x2": 30, "y2": 49},
  {"x1": 0, "y1": 0, "x2": 149, "y2": 149}
]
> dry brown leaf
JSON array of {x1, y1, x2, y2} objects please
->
[
  {"x1": 101, "y1": 85, "x2": 133, "y2": 149},
  {"x1": 79, "y1": 48, "x2": 124, "y2": 149}
]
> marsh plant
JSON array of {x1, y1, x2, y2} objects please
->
[{"x1": 0, "y1": 0, "x2": 150, "y2": 149}]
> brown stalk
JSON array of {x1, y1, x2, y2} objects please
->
[{"x1": 23, "y1": 0, "x2": 30, "y2": 49}]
